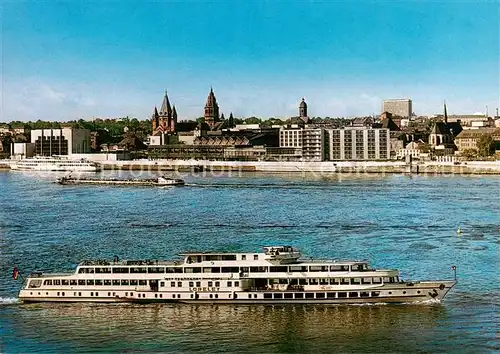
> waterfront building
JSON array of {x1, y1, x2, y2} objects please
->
[
  {"x1": 30, "y1": 128, "x2": 91, "y2": 156},
  {"x1": 224, "y1": 146, "x2": 267, "y2": 160},
  {"x1": 11, "y1": 143, "x2": 35, "y2": 159},
  {"x1": 454, "y1": 128, "x2": 500, "y2": 152},
  {"x1": 279, "y1": 125, "x2": 303, "y2": 148},
  {"x1": 148, "y1": 144, "x2": 226, "y2": 160},
  {"x1": 396, "y1": 141, "x2": 424, "y2": 159},
  {"x1": 428, "y1": 122, "x2": 462, "y2": 155},
  {"x1": 265, "y1": 147, "x2": 303, "y2": 161},
  {"x1": 327, "y1": 127, "x2": 390, "y2": 160},
  {"x1": 302, "y1": 128, "x2": 326, "y2": 161},
  {"x1": 428, "y1": 103, "x2": 463, "y2": 155},
  {"x1": 382, "y1": 99, "x2": 412, "y2": 118}
]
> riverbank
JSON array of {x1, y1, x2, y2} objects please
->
[{"x1": 2, "y1": 159, "x2": 500, "y2": 174}]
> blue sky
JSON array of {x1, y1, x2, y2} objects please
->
[{"x1": 1, "y1": 1, "x2": 499, "y2": 121}]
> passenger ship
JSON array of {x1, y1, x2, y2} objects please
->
[
  {"x1": 18, "y1": 246, "x2": 456, "y2": 304},
  {"x1": 11, "y1": 156, "x2": 100, "y2": 172}
]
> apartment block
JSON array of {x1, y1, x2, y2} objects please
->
[{"x1": 328, "y1": 128, "x2": 390, "y2": 160}]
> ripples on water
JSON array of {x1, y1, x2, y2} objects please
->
[{"x1": 0, "y1": 171, "x2": 499, "y2": 352}]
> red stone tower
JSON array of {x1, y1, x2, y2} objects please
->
[
  {"x1": 152, "y1": 90, "x2": 177, "y2": 134},
  {"x1": 204, "y1": 88, "x2": 219, "y2": 128}
]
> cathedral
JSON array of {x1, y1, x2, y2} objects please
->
[
  {"x1": 152, "y1": 91, "x2": 177, "y2": 135},
  {"x1": 204, "y1": 87, "x2": 219, "y2": 129}
]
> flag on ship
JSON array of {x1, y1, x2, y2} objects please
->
[{"x1": 12, "y1": 266, "x2": 20, "y2": 280}]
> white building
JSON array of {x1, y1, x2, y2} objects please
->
[
  {"x1": 11, "y1": 143, "x2": 35, "y2": 159},
  {"x1": 302, "y1": 128, "x2": 326, "y2": 161},
  {"x1": 328, "y1": 128, "x2": 390, "y2": 160},
  {"x1": 31, "y1": 128, "x2": 91, "y2": 156},
  {"x1": 279, "y1": 125, "x2": 303, "y2": 148},
  {"x1": 396, "y1": 141, "x2": 422, "y2": 159},
  {"x1": 279, "y1": 125, "x2": 326, "y2": 161}
]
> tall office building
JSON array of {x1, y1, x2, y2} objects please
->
[{"x1": 382, "y1": 99, "x2": 412, "y2": 117}]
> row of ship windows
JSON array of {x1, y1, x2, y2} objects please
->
[
  {"x1": 29, "y1": 290, "x2": 420, "y2": 299},
  {"x1": 33, "y1": 277, "x2": 398, "y2": 288},
  {"x1": 264, "y1": 291, "x2": 380, "y2": 299},
  {"x1": 78, "y1": 264, "x2": 369, "y2": 274},
  {"x1": 36, "y1": 279, "x2": 240, "y2": 287},
  {"x1": 263, "y1": 290, "x2": 417, "y2": 299},
  {"x1": 30, "y1": 291, "x2": 157, "y2": 298}
]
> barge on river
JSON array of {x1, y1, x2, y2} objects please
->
[
  {"x1": 18, "y1": 246, "x2": 456, "y2": 304},
  {"x1": 56, "y1": 175, "x2": 185, "y2": 186}
]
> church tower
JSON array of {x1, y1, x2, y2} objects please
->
[
  {"x1": 299, "y1": 98, "x2": 308, "y2": 118},
  {"x1": 151, "y1": 90, "x2": 177, "y2": 135},
  {"x1": 204, "y1": 88, "x2": 219, "y2": 128},
  {"x1": 159, "y1": 91, "x2": 172, "y2": 130},
  {"x1": 171, "y1": 105, "x2": 178, "y2": 133},
  {"x1": 152, "y1": 107, "x2": 159, "y2": 131}
]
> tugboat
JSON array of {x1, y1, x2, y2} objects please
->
[
  {"x1": 56, "y1": 175, "x2": 185, "y2": 186},
  {"x1": 17, "y1": 246, "x2": 456, "y2": 304}
]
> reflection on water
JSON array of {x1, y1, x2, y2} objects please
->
[{"x1": 8, "y1": 303, "x2": 448, "y2": 352}]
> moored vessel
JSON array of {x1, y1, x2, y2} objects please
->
[
  {"x1": 10, "y1": 156, "x2": 100, "y2": 172},
  {"x1": 18, "y1": 246, "x2": 456, "y2": 304}
]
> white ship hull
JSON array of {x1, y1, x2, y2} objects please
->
[
  {"x1": 10, "y1": 157, "x2": 100, "y2": 172},
  {"x1": 11, "y1": 164, "x2": 99, "y2": 172},
  {"x1": 18, "y1": 246, "x2": 457, "y2": 305},
  {"x1": 19, "y1": 280, "x2": 456, "y2": 304}
]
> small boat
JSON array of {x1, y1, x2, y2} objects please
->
[
  {"x1": 56, "y1": 175, "x2": 185, "y2": 186},
  {"x1": 17, "y1": 246, "x2": 456, "y2": 304}
]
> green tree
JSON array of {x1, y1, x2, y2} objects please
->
[
  {"x1": 461, "y1": 148, "x2": 478, "y2": 160},
  {"x1": 244, "y1": 117, "x2": 261, "y2": 124},
  {"x1": 417, "y1": 143, "x2": 432, "y2": 153},
  {"x1": 1, "y1": 134, "x2": 13, "y2": 154},
  {"x1": 476, "y1": 134, "x2": 495, "y2": 157}
]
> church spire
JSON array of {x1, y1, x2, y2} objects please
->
[
  {"x1": 204, "y1": 87, "x2": 219, "y2": 128},
  {"x1": 160, "y1": 90, "x2": 172, "y2": 117},
  {"x1": 152, "y1": 106, "x2": 159, "y2": 131},
  {"x1": 171, "y1": 105, "x2": 177, "y2": 132},
  {"x1": 444, "y1": 100, "x2": 448, "y2": 124}
]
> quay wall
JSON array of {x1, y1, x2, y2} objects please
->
[
  {"x1": 97, "y1": 159, "x2": 500, "y2": 175},
  {"x1": 2, "y1": 158, "x2": 499, "y2": 174}
]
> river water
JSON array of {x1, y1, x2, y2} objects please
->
[{"x1": 0, "y1": 171, "x2": 499, "y2": 352}]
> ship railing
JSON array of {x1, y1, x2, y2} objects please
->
[{"x1": 28, "y1": 272, "x2": 71, "y2": 278}]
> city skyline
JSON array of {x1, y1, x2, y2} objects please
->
[{"x1": 1, "y1": 1, "x2": 499, "y2": 122}]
